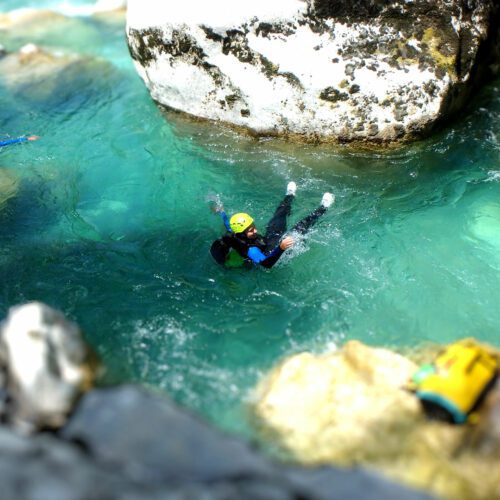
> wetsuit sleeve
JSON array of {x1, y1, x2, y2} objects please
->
[
  {"x1": 0, "y1": 137, "x2": 28, "y2": 148},
  {"x1": 219, "y1": 211, "x2": 231, "y2": 232},
  {"x1": 247, "y1": 246, "x2": 284, "y2": 269}
]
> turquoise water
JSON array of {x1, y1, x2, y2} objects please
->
[{"x1": 1, "y1": 2, "x2": 499, "y2": 437}]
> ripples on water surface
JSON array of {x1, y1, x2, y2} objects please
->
[{"x1": 1, "y1": 1, "x2": 499, "y2": 436}]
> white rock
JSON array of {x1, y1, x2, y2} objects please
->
[
  {"x1": 126, "y1": 0, "x2": 498, "y2": 143},
  {"x1": 0, "y1": 302, "x2": 98, "y2": 432},
  {"x1": 19, "y1": 43, "x2": 39, "y2": 56}
]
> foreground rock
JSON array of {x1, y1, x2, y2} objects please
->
[
  {"x1": 127, "y1": 0, "x2": 499, "y2": 144},
  {"x1": 58, "y1": 385, "x2": 431, "y2": 499},
  {"x1": 0, "y1": 302, "x2": 98, "y2": 431},
  {"x1": 0, "y1": 302, "x2": 430, "y2": 499},
  {"x1": 251, "y1": 340, "x2": 500, "y2": 499}
]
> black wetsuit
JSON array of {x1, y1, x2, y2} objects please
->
[{"x1": 212, "y1": 194, "x2": 327, "y2": 268}]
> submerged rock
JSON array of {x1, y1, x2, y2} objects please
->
[
  {"x1": 92, "y1": 0, "x2": 127, "y2": 15},
  {"x1": 0, "y1": 9, "x2": 97, "y2": 43},
  {"x1": 468, "y1": 202, "x2": 500, "y2": 253},
  {"x1": 0, "y1": 169, "x2": 20, "y2": 209},
  {"x1": 126, "y1": 0, "x2": 499, "y2": 144},
  {"x1": 251, "y1": 340, "x2": 500, "y2": 499},
  {"x1": 0, "y1": 43, "x2": 118, "y2": 112},
  {"x1": 0, "y1": 302, "x2": 98, "y2": 431}
]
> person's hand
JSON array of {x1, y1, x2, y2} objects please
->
[
  {"x1": 210, "y1": 202, "x2": 224, "y2": 213},
  {"x1": 279, "y1": 236, "x2": 294, "y2": 251},
  {"x1": 27, "y1": 136, "x2": 40, "y2": 141}
]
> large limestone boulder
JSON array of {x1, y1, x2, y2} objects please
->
[
  {"x1": 0, "y1": 302, "x2": 99, "y2": 431},
  {"x1": 253, "y1": 340, "x2": 421, "y2": 463},
  {"x1": 251, "y1": 340, "x2": 500, "y2": 499},
  {"x1": 126, "y1": 0, "x2": 499, "y2": 144}
]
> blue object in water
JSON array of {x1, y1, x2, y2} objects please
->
[{"x1": 0, "y1": 137, "x2": 28, "y2": 148}]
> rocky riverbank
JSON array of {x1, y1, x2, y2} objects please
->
[
  {"x1": 251, "y1": 341, "x2": 500, "y2": 499},
  {"x1": 0, "y1": 302, "x2": 432, "y2": 500},
  {"x1": 126, "y1": 0, "x2": 499, "y2": 145}
]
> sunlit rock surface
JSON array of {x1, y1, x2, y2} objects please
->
[
  {"x1": 126, "y1": 0, "x2": 499, "y2": 144},
  {"x1": 251, "y1": 340, "x2": 500, "y2": 499},
  {"x1": 0, "y1": 302, "x2": 98, "y2": 431},
  {"x1": 253, "y1": 341, "x2": 421, "y2": 462}
]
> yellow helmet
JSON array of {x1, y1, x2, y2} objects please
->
[{"x1": 230, "y1": 213, "x2": 254, "y2": 234}]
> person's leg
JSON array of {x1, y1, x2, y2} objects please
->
[
  {"x1": 292, "y1": 206, "x2": 326, "y2": 235},
  {"x1": 264, "y1": 194, "x2": 294, "y2": 249},
  {"x1": 292, "y1": 192, "x2": 334, "y2": 235}
]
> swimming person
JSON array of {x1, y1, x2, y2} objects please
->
[
  {"x1": 0, "y1": 136, "x2": 40, "y2": 149},
  {"x1": 210, "y1": 182, "x2": 334, "y2": 268}
]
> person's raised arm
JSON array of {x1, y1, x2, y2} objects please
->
[
  {"x1": 0, "y1": 135, "x2": 40, "y2": 148},
  {"x1": 248, "y1": 236, "x2": 294, "y2": 269}
]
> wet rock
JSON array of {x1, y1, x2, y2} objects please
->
[
  {"x1": 126, "y1": 0, "x2": 500, "y2": 144},
  {"x1": 0, "y1": 302, "x2": 98, "y2": 431}
]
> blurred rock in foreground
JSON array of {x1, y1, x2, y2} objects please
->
[
  {"x1": 0, "y1": 302, "x2": 98, "y2": 431},
  {"x1": 0, "y1": 303, "x2": 431, "y2": 499},
  {"x1": 251, "y1": 340, "x2": 500, "y2": 499}
]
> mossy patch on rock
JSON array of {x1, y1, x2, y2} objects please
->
[{"x1": 422, "y1": 27, "x2": 457, "y2": 78}]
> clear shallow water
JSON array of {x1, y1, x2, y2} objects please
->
[{"x1": 1, "y1": 1, "x2": 499, "y2": 437}]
